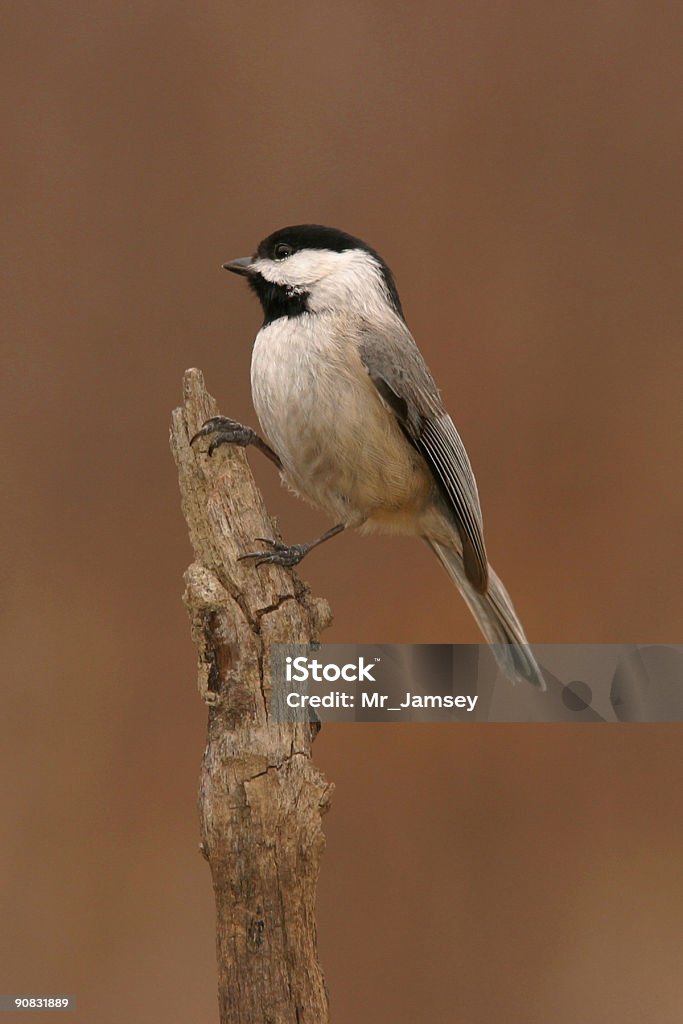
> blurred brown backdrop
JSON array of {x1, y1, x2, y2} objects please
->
[{"x1": 2, "y1": 2, "x2": 682, "y2": 1021}]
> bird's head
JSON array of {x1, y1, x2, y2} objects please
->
[{"x1": 224, "y1": 224, "x2": 404, "y2": 324}]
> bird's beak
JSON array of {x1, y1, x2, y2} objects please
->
[{"x1": 222, "y1": 256, "x2": 254, "y2": 276}]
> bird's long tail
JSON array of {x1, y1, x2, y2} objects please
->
[{"x1": 426, "y1": 540, "x2": 546, "y2": 690}]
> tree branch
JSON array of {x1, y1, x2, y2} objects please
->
[{"x1": 170, "y1": 368, "x2": 333, "y2": 1024}]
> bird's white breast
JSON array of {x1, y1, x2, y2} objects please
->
[{"x1": 250, "y1": 313, "x2": 431, "y2": 528}]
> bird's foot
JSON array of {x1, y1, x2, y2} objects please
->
[
  {"x1": 190, "y1": 416, "x2": 257, "y2": 456},
  {"x1": 238, "y1": 538, "x2": 310, "y2": 568}
]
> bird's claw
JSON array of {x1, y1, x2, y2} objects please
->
[
  {"x1": 238, "y1": 538, "x2": 309, "y2": 568},
  {"x1": 190, "y1": 416, "x2": 256, "y2": 455}
]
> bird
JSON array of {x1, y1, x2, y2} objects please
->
[{"x1": 192, "y1": 224, "x2": 545, "y2": 689}]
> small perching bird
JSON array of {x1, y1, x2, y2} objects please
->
[{"x1": 192, "y1": 225, "x2": 545, "y2": 690}]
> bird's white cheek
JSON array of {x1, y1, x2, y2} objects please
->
[{"x1": 251, "y1": 251, "x2": 336, "y2": 289}]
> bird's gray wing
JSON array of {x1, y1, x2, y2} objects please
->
[{"x1": 358, "y1": 319, "x2": 489, "y2": 593}]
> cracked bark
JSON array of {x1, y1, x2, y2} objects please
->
[{"x1": 170, "y1": 369, "x2": 333, "y2": 1024}]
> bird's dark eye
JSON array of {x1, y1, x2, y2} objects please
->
[{"x1": 274, "y1": 242, "x2": 294, "y2": 260}]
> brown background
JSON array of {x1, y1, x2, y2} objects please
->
[{"x1": 2, "y1": 2, "x2": 682, "y2": 1021}]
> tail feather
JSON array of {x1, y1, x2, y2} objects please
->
[{"x1": 427, "y1": 540, "x2": 546, "y2": 690}]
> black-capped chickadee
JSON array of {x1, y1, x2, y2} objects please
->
[{"x1": 192, "y1": 225, "x2": 545, "y2": 689}]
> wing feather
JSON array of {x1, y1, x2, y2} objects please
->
[{"x1": 358, "y1": 320, "x2": 489, "y2": 593}]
